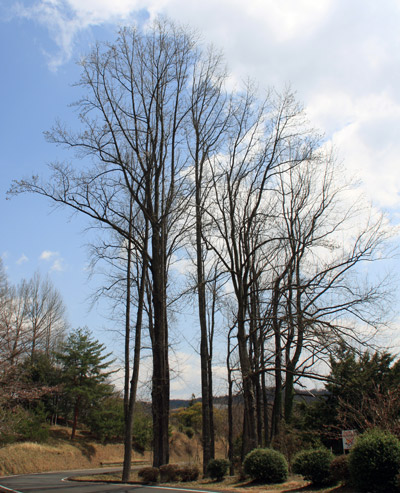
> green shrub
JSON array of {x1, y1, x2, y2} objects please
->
[
  {"x1": 243, "y1": 448, "x2": 288, "y2": 483},
  {"x1": 0, "y1": 405, "x2": 50, "y2": 444},
  {"x1": 138, "y1": 467, "x2": 159, "y2": 483},
  {"x1": 349, "y1": 429, "x2": 400, "y2": 492},
  {"x1": 86, "y1": 397, "x2": 124, "y2": 442},
  {"x1": 183, "y1": 426, "x2": 194, "y2": 439},
  {"x1": 207, "y1": 458, "x2": 230, "y2": 480},
  {"x1": 16, "y1": 405, "x2": 50, "y2": 443},
  {"x1": 159, "y1": 464, "x2": 180, "y2": 482},
  {"x1": 132, "y1": 411, "x2": 153, "y2": 451},
  {"x1": 292, "y1": 448, "x2": 334, "y2": 485},
  {"x1": 178, "y1": 465, "x2": 199, "y2": 482},
  {"x1": 329, "y1": 454, "x2": 350, "y2": 484}
]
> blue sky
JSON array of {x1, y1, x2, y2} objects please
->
[{"x1": 1, "y1": 0, "x2": 400, "y2": 397}]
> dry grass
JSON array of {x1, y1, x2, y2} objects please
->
[
  {"x1": 0, "y1": 425, "x2": 150, "y2": 476},
  {"x1": 169, "y1": 431, "x2": 203, "y2": 464}
]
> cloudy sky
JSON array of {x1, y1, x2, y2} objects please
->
[{"x1": 1, "y1": 0, "x2": 400, "y2": 397}]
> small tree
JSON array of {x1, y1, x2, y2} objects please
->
[{"x1": 56, "y1": 328, "x2": 114, "y2": 439}]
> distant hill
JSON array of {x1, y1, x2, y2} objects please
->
[{"x1": 170, "y1": 388, "x2": 328, "y2": 409}]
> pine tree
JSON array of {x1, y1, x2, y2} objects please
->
[{"x1": 56, "y1": 328, "x2": 114, "y2": 439}]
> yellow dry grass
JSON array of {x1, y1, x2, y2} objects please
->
[
  {"x1": 0, "y1": 427, "x2": 224, "y2": 478},
  {"x1": 0, "y1": 426, "x2": 150, "y2": 477}
]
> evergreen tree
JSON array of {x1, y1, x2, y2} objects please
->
[{"x1": 56, "y1": 328, "x2": 114, "y2": 439}]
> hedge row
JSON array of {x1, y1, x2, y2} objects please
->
[
  {"x1": 138, "y1": 464, "x2": 199, "y2": 483},
  {"x1": 139, "y1": 429, "x2": 400, "y2": 491}
]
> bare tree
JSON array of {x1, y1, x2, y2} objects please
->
[
  {"x1": 187, "y1": 47, "x2": 230, "y2": 472},
  {"x1": 0, "y1": 280, "x2": 30, "y2": 369},
  {"x1": 0, "y1": 269, "x2": 66, "y2": 369},
  {"x1": 10, "y1": 20, "x2": 207, "y2": 467},
  {"x1": 203, "y1": 87, "x2": 315, "y2": 455},
  {"x1": 263, "y1": 155, "x2": 393, "y2": 435},
  {"x1": 26, "y1": 272, "x2": 67, "y2": 359}
]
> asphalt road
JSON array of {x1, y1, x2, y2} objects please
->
[{"x1": 0, "y1": 468, "x2": 215, "y2": 493}]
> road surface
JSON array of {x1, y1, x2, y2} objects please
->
[{"x1": 0, "y1": 468, "x2": 216, "y2": 493}]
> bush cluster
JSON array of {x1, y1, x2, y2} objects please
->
[
  {"x1": 159, "y1": 464, "x2": 180, "y2": 482},
  {"x1": 243, "y1": 448, "x2": 288, "y2": 483},
  {"x1": 138, "y1": 467, "x2": 159, "y2": 483},
  {"x1": 349, "y1": 429, "x2": 400, "y2": 492},
  {"x1": 179, "y1": 465, "x2": 200, "y2": 482},
  {"x1": 329, "y1": 454, "x2": 350, "y2": 484},
  {"x1": 141, "y1": 464, "x2": 199, "y2": 483},
  {"x1": 290, "y1": 429, "x2": 400, "y2": 491},
  {"x1": 206, "y1": 458, "x2": 230, "y2": 481},
  {"x1": 292, "y1": 448, "x2": 334, "y2": 486},
  {"x1": 139, "y1": 430, "x2": 400, "y2": 490}
]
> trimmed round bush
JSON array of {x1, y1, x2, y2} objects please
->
[
  {"x1": 329, "y1": 455, "x2": 350, "y2": 484},
  {"x1": 349, "y1": 429, "x2": 400, "y2": 492},
  {"x1": 160, "y1": 464, "x2": 180, "y2": 482},
  {"x1": 292, "y1": 448, "x2": 334, "y2": 486},
  {"x1": 207, "y1": 458, "x2": 230, "y2": 481},
  {"x1": 178, "y1": 464, "x2": 199, "y2": 482},
  {"x1": 138, "y1": 467, "x2": 159, "y2": 483},
  {"x1": 243, "y1": 448, "x2": 288, "y2": 483}
]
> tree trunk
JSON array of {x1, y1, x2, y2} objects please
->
[
  {"x1": 122, "y1": 218, "x2": 148, "y2": 482},
  {"x1": 271, "y1": 329, "x2": 282, "y2": 439},
  {"x1": 237, "y1": 306, "x2": 257, "y2": 455},
  {"x1": 71, "y1": 397, "x2": 80, "y2": 441},
  {"x1": 196, "y1": 188, "x2": 212, "y2": 474},
  {"x1": 151, "y1": 227, "x2": 170, "y2": 467},
  {"x1": 227, "y1": 331, "x2": 234, "y2": 475},
  {"x1": 261, "y1": 350, "x2": 270, "y2": 446}
]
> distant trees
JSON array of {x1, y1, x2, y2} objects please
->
[
  {"x1": 0, "y1": 261, "x2": 67, "y2": 373},
  {"x1": 0, "y1": 323, "x2": 119, "y2": 445},
  {"x1": 327, "y1": 348, "x2": 400, "y2": 434},
  {"x1": 294, "y1": 347, "x2": 400, "y2": 452}
]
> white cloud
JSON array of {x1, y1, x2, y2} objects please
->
[
  {"x1": 13, "y1": 0, "x2": 148, "y2": 70},
  {"x1": 307, "y1": 91, "x2": 400, "y2": 208},
  {"x1": 50, "y1": 258, "x2": 65, "y2": 271},
  {"x1": 40, "y1": 250, "x2": 58, "y2": 260},
  {"x1": 16, "y1": 254, "x2": 29, "y2": 264},
  {"x1": 39, "y1": 250, "x2": 66, "y2": 271}
]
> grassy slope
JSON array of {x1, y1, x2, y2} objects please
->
[
  {"x1": 0, "y1": 426, "x2": 149, "y2": 476},
  {"x1": 0, "y1": 427, "x2": 204, "y2": 477}
]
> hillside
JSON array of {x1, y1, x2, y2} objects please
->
[{"x1": 0, "y1": 425, "x2": 207, "y2": 477}]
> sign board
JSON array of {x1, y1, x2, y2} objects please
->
[{"x1": 342, "y1": 430, "x2": 357, "y2": 451}]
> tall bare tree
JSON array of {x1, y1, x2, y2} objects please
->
[
  {"x1": 10, "y1": 20, "x2": 206, "y2": 467},
  {"x1": 203, "y1": 87, "x2": 315, "y2": 454},
  {"x1": 266, "y1": 156, "x2": 392, "y2": 431},
  {"x1": 187, "y1": 48, "x2": 230, "y2": 472}
]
